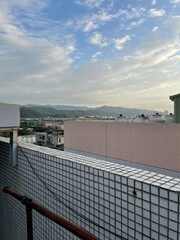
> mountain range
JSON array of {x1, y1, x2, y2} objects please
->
[{"x1": 20, "y1": 104, "x2": 155, "y2": 118}]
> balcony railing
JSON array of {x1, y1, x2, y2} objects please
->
[
  {"x1": 3, "y1": 187, "x2": 100, "y2": 240},
  {"x1": 0, "y1": 139, "x2": 179, "y2": 240}
]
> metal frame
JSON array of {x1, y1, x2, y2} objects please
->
[{"x1": 3, "y1": 187, "x2": 100, "y2": 240}]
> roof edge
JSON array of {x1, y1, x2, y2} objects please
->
[{"x1": 169, "y1": 93, "x2": 180, "y2": 101}]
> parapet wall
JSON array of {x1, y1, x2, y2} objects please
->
[
  {"x1": 0, "y1": 140, "x2": 180, "y2": 240},
  {"x1": 64, "y1": 121, "x2": 180, "y2": 172}
]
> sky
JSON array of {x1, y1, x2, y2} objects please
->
[{"x1": 0, "y1": 0, "x2": 179, "y2": 111}]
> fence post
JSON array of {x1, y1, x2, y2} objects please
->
[{"x1": 21, "y1": 196, "x2": 33, "y2": 240}]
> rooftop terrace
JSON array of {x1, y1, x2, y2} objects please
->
[{"x1": 0, "y1": 139, "x2": 180, "y2": 240}]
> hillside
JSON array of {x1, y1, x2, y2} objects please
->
[
  {"x1": 20, "y1": 105, "x2": 154, "y2": 118},
  {"x1": 24, "y1": 104, "x2": 89, "y2": 111},
  {"x1": 95, "y1": 106, "x2": 154, "y2": 116}
]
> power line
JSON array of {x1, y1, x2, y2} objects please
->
[{"x1": 18, "y1": 145, "x2": 126, "y2": 240}]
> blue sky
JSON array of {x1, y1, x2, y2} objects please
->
[{"x1": 0, "y1": 0, "x2": 179, "y2": 111}]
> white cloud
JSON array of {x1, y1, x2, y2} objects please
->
[
  {"x1": 149, "y1": 9, "x2": 166, "y2": 17},
  {"x1": 66, "y1": 7, "x2": 146, "y2": 34},
  {"x1": 0, "y1": 0, "x2": 47, "y2": 8},
  {"x1": 152, "y1": 26, "x2": 159, "y2": 32},
  {"x1": 98, "y1": 10, "x2": 114, "y2": 21},
  {"x1": 136, "y1": 36, "x2": 179, "y2": 66},
  {"x1": 115, "y1": 35, "x2": 131, "y2": 50},
  {"x1": 66, "y1": 45, "x2": 76, "y2": 53},
  {"x1": 151, "y1": 0, "x2": 156, "y2": 5},
  {"x1": 74, "y1": 0, "x2": 104, "y2": 9},
  {"x1": 0, "y1": 0, "x2": 73, "y2": 95},
  {"x1": 153, "y1": 47, "x2": 179, "y2": 64},
  {"x1": 171, "y1": 0, "x2": 180, "y2": 3},
  {"x1": 127, "y1": 18, "x2": 144, "y2": 30},
  {"x1": 120, "y1": 7, "x2": 146, "y2": 19},
  {"x1": 74, "y1": 10, "x2": 116, "y2": 33},
  {"x1": 83, "y1": 21, "x2": 98, "y2": 32},
  {"x1": 92, "y1": 51, "x2": 101, "y2": 58},
  {"x1": 89, "y1": 32, "x2": 107, "y2": 47},
  {"x1": 64, "y1": 17, "x2": 179, "y2": 110},
  {"x1": 92, "y1": 51, "x2": 101, "y2": 61},
  {"x1": 0, "y1": 1, "x2": 179, "y2": 111}
]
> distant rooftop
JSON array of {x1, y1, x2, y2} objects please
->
[{"x1": 169, "y1": 93, "x2": 180, "y2": 101}]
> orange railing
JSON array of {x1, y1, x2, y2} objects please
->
[{"x1": 3, "y1": 187, "x2": 100, "y2": 240}]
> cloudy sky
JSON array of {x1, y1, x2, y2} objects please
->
[{"x1": 0, "y1": 0, "x2": 179, "y2": 111}]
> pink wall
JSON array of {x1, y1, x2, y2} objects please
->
[
  {"x1": 64, "y1": 121, "x2": 180, "y2": 172},
  {"x1": 65, "y1": 121, "x2": 107, "y2": 156}
]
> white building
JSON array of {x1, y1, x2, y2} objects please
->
[
  {"x1": 35, "y1": 132, "x2": 48, "y2": 146},
  {"x1": 51, "y1": 131, "x2": 64, "y2": 147},
  {"x1": 35, "y1": 131, "x2": 64, "y2": 148}
]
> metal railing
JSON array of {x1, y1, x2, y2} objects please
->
[{"x1": 3, "y1": 187, "x2": 100, "y2": 240}]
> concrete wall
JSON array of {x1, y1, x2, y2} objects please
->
[
  {"x1": 64, "y1": 121, "x2": 180, "y2": 172},
  {"x1": 66, "y1": 149, "x2": 180, "y2": 178},
  {"x1": 0, "y1": 140, "x2": 180, "y2": 240}
]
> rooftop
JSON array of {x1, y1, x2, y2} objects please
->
[
  {"x1": 0, "y1": 104, "x2": 180, "y2": 240},
  {"x1": 169, "y1": 93, "x2": 180, "y2": 101}
]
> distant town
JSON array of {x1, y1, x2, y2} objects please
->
[{"x1": 3, "y1": 104, "x2": 173, "y2": 152}]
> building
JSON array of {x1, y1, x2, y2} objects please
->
[
  {"x1": 170, "y1": 93, "x2": 180, "y2": 123},
  {"x1": 35, "y1": 132, "x2": 48, "y2": 146},
  {"x1": 43, "y1": 121, "x2": 64, "y2": 130},
  {"x1": 35, "y1": 130, "x2": 64, "y2": 149},
  {"x1": 51, "y1": 131, "x2": 64, "y2": 147},
  {"x1": 64, "y1": 121, "x2": 180, "y2": 177},
  {"x1": 18, "y1": 134, "x2": 36, "y2": 144},
  {"x1": 0, "y1": 105, "x2": 180, "y2": 240}
]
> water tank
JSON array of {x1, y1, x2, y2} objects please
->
[
  {"x1": 133, "y1": 114, "x2": 149, "y2": 123},
  {"x1": 149, "y1": 113, "x2": 166, "y2": 123},
  {"x1": 165, "y1": 113, "x2": 174, "y2": 123},
  {"x1": 116, "y1": 114, "x2": 128, "y2": 122}
]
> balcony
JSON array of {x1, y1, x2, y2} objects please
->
[{"x1": 0, "y1": 138, "x2": 180, "y2": 240}]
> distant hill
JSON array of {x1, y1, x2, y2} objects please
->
[
  {"x1": 20, "y1": 107, "x2": 57, "y2": 118},
  {"x1": 24, "y1": 104, "x2": 90, "y2": 111},
  {"x1": 95, "y1": 106, "x2": 154, "y2": 116},
  {"x1": 20, "y1": 105, "x2": 155, "y2": 118}
]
